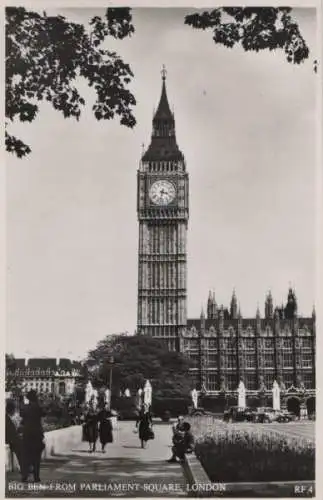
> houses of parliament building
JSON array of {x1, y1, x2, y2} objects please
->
[{"x1": 136, "y1": 68, "x2": 316, "y2": 413}]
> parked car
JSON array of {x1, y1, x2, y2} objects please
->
[
  {"x1": 189, "y1": 407, "x2": 213, "y2": 417},
  {"x1": 275, "y1": 410, "x2": 296, "y2": 423},
  {"x1": 244, "y1": 407, "x2": 257, "y2": 422},
  {"x1": 223, "y1": 406, "x2": 254, "y2": 422},
  {"x1": 253, "y1": 407, "x2": 279, "y2": 423}
]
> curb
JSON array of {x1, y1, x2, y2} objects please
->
[
  {"x1": 182, "y1": 453, "x2": 315, "y2": 498},
  {"x1": 5, "y1": 426, "x2": 82, "y2": 473},
  {"x1": 183, "y1": 454, "x2": 215, "y2": 497}
]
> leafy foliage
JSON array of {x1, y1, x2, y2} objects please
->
[
  {"x1": 152, "y1": 396, "x2": 191, "y2": 417},
  {"x1": 185, "y1": 8, "x2": 310, "y2": 64},
  {"x1": 86, "y1": 333, "x2": 193, "y2": 397},
  {"x1": 5, "y1": 7, "x2": 136, "y2": 157},
  {"x1": 6, "y1": 7, "x2": 313, "y2": 159}
]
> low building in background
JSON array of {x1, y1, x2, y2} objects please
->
[{"x1": 6, "y1": 357, "x2": 83, "y2": 397}]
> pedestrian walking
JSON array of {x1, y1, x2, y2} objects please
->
[
  {"x1": 136, "y1": 404, "x2": 154, "y2": 449},
  {"x1": 83, "y1": 403, "x2": 99, "y2": 453},
  {"x1": 20, "y1": 390, "x2": 45, "y2": 482},
  {"x1": 5, "y1": 399, "x2": 23, "y2": 472},
  {"x1": 97, "y1": 404, "x2": 113, "y2": 453}
]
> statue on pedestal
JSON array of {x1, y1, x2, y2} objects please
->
[
  {"x1": 272, "y1": 380, "x2": 281, "y2": 411},
  {"x1": 238, "y1": 380, "x2": 246, "y2": 409},
  {"x1": 143, "y1": 380, "x2": 152, "y2": 408},
  {"x1": 191, "y1": 389, "x2": 198, "y2": 409},
  {"x1": 85, "y1": 381, "x2": 93, "y2": 405}
]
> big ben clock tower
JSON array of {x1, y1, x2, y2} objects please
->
[{"x1": 137, "y1": 67, "x2": 189, "y2": 351}]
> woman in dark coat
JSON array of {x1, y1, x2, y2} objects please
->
[
  {"x1": 136, "y1": 404, "x2": 153, "y2": 449},
  {"x1": 20, "y1": 390, "x2": 45, "y2": 483},
  {"x1": 84, "y1": 404, "x2": 99, "y2": 453},
  {"x1": 97, "y1": 404, "x2": 113, "y2": 453}
]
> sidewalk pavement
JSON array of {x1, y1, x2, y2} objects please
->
[{"x1": 6, "y1": 421, "x2": 188, "y2": 497}]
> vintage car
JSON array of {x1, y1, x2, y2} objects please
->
[
  {"x1": 246, "y1": 407, "x2": 296, "y2": 423},
  {"x1": 275, "y1": 409, "x2": 296, "y2": 423},
  {"x1": 253, "y1": 407, "x2": 280, "y2": 423},
  {"x1": 223, "y1": 406, "x2": 255, "y2": 422},
  {"x1": 189, "y1": 407, "x2": 214, "y2": 417}
]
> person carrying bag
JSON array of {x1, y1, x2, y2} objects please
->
[{"x1": 136, "y1": 404, "x2": 154, "y2": 449}]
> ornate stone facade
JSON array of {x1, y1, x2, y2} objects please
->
[
  {"x1": 136, "y1": 72, "x2": 316, "y2": 415},
  {"x1": 180, "y1": 289, "x2": 315, "y2": 415},
  {"x1": 137, "y1": 68, "x2": 189, "y2": 350},
  {"x1": 6, "y1": 357, "x2": 83, "y2": 396}
]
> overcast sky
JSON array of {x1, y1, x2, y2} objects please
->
[{"x1": 6, "y1": 7, "x2": 317, "y2": 359}]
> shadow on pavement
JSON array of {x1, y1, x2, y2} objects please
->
[{"x1": 6, "y1": 452, "x2": 187, "y2": 497}]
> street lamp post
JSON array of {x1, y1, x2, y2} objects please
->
[
  {"x1": 109, "y1": 361, "x2": 113, "y2": 392},
  {"x1": 106, "y1": 355, "x2": 114, "y2": 394}
]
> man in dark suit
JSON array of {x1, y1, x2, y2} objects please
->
[
  {"x1": 5, "y1": 399, "x2": 22, "y2": 471},
  {"x1": 20, "y1": 390, "x2": 45, "y2": 482}
]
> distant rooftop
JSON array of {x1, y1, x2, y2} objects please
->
[{"x1": 6, "y1": 357, "x2": 83, "y2": 374}]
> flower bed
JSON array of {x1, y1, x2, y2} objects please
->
[
  {"x1": 43, "y1": 421, "x2": 71, "y2": 432},
  {"x1": 43, "y1": 416, "x2": 74, "y2": 433},
  {"x1": 189, "y1": 419, "x2": 315, "y2": 482}
]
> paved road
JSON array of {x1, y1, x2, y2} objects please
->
[{"x1": 6, "y1": 421, "x2": 187, "y2": 497}]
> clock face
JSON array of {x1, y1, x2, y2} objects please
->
[{"x1": 149, "y1": 180, "x2": 176, "y2": 206}]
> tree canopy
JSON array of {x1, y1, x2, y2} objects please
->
[
  {"x1": 185, "y1": 8, "x2": 310, "y2": 65},
  {"x1": 6, "y1": 7, "x2": 313, "y2": 159},
  {"x1": 5, "y1": 7, "x2": 136, "y2": 158},
  {"x1": 86, "y1": 333, "x2": 194, "y2": 398}
]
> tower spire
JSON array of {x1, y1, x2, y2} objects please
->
[
  {"x1": 312, "y1": 304, "x2": 316, "y2": 320},
  {"x1": 285, "y1": 286, "x2": 297, "y2": 319},
  {"x1": 212, "y1": 290, "x2": 218, "y2": 319},
  {"x1": 154, "y1": 65, "x2": 172, "y2": 120},
  {"x1": 265, "y1": 290, "x2": 274, "y2": 318},
  {"x1": 207, "y1": 291, "x2": 213, "y2": 319},
  {"x1": 161, "y1": 64, "x2": 167, "y2": 81},
  {"x1": 230, "y1": 288, "x2": 238, "y2": 319},
  {"x1": 141, "y1": 68, "x2": 183, "y2": 162},
  {"x1": 256, "y1": 303, "x2": 260, "y2": 319}
]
